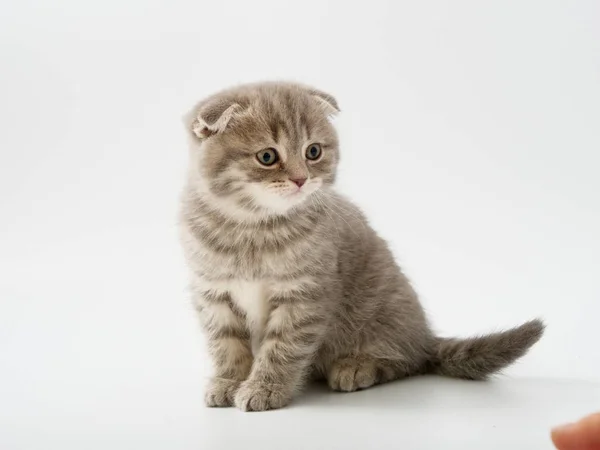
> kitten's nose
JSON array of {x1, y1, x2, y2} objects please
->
[{"x1": 290, "y1": 177, "x2": 307, "y2": 188}]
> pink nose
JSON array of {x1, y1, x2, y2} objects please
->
[{"x1": 290, "y1": 177, "x2": 307, "y2": 188}]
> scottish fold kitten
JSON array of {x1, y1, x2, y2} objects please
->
[{"x1": 180, "y1": 82, "x2": 544, "y2": 411}]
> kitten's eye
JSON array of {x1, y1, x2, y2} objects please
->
[
  {"x1": 306, "y1": 144, "x2": 322, "y2": 161},
  {"x1": 256, "y1": 148, "x2": 279, "y2": 166}
]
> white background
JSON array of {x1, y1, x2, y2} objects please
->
[{"x1": 1, "y1": 1, "x2": 599, "y2": 449}]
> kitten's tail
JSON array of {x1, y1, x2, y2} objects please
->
[{"x1": 429, "y1": 319, "x2": 545, "y2": 380}]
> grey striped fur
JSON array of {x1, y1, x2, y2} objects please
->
[{"x1": 179, "y1": 82, "x2": 544, "y2": 411}]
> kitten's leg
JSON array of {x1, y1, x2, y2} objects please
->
[
  {"x1": 234, "y1": 283, "x2": 328, "y2": 412},
  {"x1": 195, "y1": 288, "x2": 253, "y2": 407}
]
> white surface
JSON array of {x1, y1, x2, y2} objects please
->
[
  {"x1": 1, "y1": 264, "x2": 599, "y2": 449},
  {"x1": 1, "y1": 0, "x2": 599, "y2": 449}
]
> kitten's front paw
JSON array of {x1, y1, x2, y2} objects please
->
[
  {"x1": 234, "y1": 380, "x2": 292, "y2": 412},
  {"x1": 205, "y1": 377, "x2": 241, "y2": 407}
]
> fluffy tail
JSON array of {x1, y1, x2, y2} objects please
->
[{"x1": 430, "y1": 319, "x2": 545, "y2": 380}]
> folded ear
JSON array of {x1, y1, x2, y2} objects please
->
[
  {"x1": 310, "y1": 88, "x2": 340, "y2": 117},
  {"x1": 184, "y1": 96, "x2": 242, "y2": 139}
]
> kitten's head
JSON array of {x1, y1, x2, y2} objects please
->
[{"x1": 185, "y1": 82, "x2": 339, "y2": 217}]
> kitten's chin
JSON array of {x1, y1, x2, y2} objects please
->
[
  {"x1": 258, "y1": 192, "x2": 311, "y2": 214},
  {"x1": 246, "y1": 183, "x2": 315, "y2": 215}
]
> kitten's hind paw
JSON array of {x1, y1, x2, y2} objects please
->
[
  {"x1": 234, "y1": 380, "x2": 292, "y2": 412},
  {"x1": 205, "y1": 377, "x2": 241, "y2": 407},
  {"x1": 327, "y1": 357, "x2": 378, "y2": 392}
]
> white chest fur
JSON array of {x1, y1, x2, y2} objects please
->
[{"x1": 228, "y1": 279, "x2": 268, "y2": 354}]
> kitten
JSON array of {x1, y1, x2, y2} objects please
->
[{"x1": 179, "y1": 81, "x2": 544, "y2": 412}]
